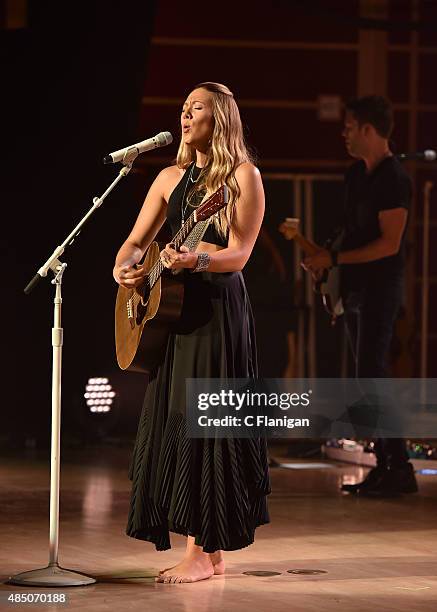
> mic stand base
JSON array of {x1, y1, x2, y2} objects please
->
[{"x1": 7, "y1": 564, "x2": 96, "y2": 587}]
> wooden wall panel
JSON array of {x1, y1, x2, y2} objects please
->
[
  {"x1": 144, "y1": 46, "x2": 357, "y2": 101},
  {"x1": 412, "y1": 338, "x2": 437, "y2": 376},
  {"x1": 391, "y1": 110, "x2": 410, "y2": 152},
  {"x1": 414, "y1": 283, "x2": 437, "y2": 333},
  {"x1": 152, "y1": 0, "x2": 360, "y2": 42},
  {"x1": 418, "y1": 0, "x2": 437, "y2": 45},
  {"x1": 387, "y1": 0, "x2": 413, "y2": 44},
  {"x1": 417, "y1": 111, "x2": 437, "y2": 150},
  {"x1": 427, "y1": 339, "x2": 437, "y2": 376},
  {"x1": 415, "y1": 225, "x2": 437, "y2": 276},
  {"x1": 236, "y1": 108, "x2": 349, "y2": 160},
  {"x1": 418, "y1": 54, "x2": 437, "y2": 104},
  {"x1": 416, "y1": 169, "x2": 437, "y2": 219},
  {"x1": 387, "y1": 53, "x2": 410, "y2": 102}
]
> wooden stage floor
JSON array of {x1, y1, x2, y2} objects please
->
[{"x1": 1, "y1": 445, "x2": 436, "y2": 612}]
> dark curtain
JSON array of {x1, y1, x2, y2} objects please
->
[{"x1": 4, "y1": 0, "x2": 157, "y2": 447}]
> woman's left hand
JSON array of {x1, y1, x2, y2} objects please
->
[{"x1": 160, "y1": 243, "x2": 198, "y2": 270}]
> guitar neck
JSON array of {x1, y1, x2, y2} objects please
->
[
  {"x1": 292, "y1": 232, "x2": 320, "y2": 256},
  {"x1": 145, "y1": 184, "x2": 228, "y2": 291},
  {"x1": 147, "y1": 213, "x2": 197, "y2": 289}
]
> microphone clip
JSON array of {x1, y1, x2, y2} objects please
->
[{"x1": 121, "y1": 146, "x2": 140, "y2": 167}]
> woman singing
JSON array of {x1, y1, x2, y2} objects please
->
[{"x1": 113, "y1": 82, "x2": 270, "y2": 584}]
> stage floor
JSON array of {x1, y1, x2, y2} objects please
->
[{"x1": 1, "y1": 445, "x2": 436, "y2": 612}]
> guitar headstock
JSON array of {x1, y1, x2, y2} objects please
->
[
  {"x1": 195, "y1": 185, "x2": 229, "y2": 222},
  {"x1": 279, "y1": 217, "x2": 300, "y2": 241}
]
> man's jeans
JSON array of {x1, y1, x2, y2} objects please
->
[{"x1": 344, "y1": 277, "x2": 409, "y2": 467}]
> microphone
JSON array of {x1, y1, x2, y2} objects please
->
[
  {"x1": 396, "y1": 149, "x2": 436, "y2": 162},
  {"x1": 103, "y1": 131, "x2": 173, "y2": 164}
]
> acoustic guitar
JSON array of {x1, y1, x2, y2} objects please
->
[
  {"x1": 279, "y1": 217, "x2": 344, "y2": 323},
  {"x1": 115, "y1": 185, "x2": 228, "y2": 373}
]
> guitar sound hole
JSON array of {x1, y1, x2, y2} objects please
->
[
  {"x1": 140, "y1": 285, "x2": 150, "y2": 307},
  {"x1": 136, "y1": 285, "x2": 150, "y2": 324}
]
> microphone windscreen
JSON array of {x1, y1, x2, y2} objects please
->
[{"x1": 157, "y1": 131, "x2": 173, "y2": 147}]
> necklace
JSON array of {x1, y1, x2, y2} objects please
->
[
  {"x1": 189, "y1": 163, "x2": 199, "y2": 183},
  {"x1": 181, "y1": 162, "x2": 201, "y2": 225}
]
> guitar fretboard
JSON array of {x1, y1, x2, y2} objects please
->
[
  {"x1": 146, "y1": 213, "x2": 196, "y2": 289},
  {"x1": 145, "y1": 184, "x2": 227, "y2": 290}
]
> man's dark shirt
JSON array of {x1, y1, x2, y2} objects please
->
[{"x1": 340, "y1": 156, "x2": 412, "y2": 295}]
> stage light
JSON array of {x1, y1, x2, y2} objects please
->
[
  {"x1": 73, "y1": 369, "x2": 148, "y2": 442},
  {"x1": 82, "y1": 376, "x2": 118, "y2": 418}
]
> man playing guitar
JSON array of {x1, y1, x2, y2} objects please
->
[{"x1": 302, "y1": 95, "x2": 417, "y2": 497}]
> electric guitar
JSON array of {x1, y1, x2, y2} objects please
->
[
  {"x1": 279, "y1": 218, "x2": 344, "y2": 323},
  {"x1": 115, "y1": 185, "x2": 228, "y2": 373}
]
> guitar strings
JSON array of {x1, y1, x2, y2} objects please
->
[
  {"x1": 146, "y1": 193, "x2": 220, "y2": 287},
  {"x1": 127, "y1": 216, "x2": 193, "y2": 309},
  {"x1": 127, "y1": 191, "x2": 224, "y2": 309}
]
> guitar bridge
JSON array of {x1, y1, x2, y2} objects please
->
[{"x1": 126, "y1": 297, "x2": 133, "y2": 320}]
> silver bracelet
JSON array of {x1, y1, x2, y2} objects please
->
[{"x1": 191, "y1": 252, "x2": 211, "y2": 273}]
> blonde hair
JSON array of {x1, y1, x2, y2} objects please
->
[{"x1": 176, "y1": 82, "x2": 254, "y2": 237}]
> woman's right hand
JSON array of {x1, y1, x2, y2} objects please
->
[{"x1": 113, "y1": 263, "x2": 145, "y2": 288}]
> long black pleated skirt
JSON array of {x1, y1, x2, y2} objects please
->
[{"x1": 126, "y1": 270, "x2": 271, "y2": 553}]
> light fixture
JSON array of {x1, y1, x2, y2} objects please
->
[{"x1": 84, "y1": 377, "x2": 116, "y2": 413}]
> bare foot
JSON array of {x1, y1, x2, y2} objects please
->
[
  {"x1": 155, "y1": 555, "x2": 214, "y2": 584},
  {"x1": 208, "y1": 551, "x2": 225, "y2": 575},
  {"x1": 159, "y1": 550, "x2": 225, "y2": 576}
]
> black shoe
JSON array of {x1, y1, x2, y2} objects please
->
[
  {"x1": 341, "y1": 465, "x2": 387, "y2": 493},
  {"x1": 360, "y1": 462, "x2": 418, "y2": 498}
]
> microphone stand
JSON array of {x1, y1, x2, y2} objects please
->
[{"x1": 9, "y1": 149, "x2": 138, "y2": 587}]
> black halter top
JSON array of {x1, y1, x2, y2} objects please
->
[{"x1": 166, "y1": 163, "x2": 229, "y2": 248}]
